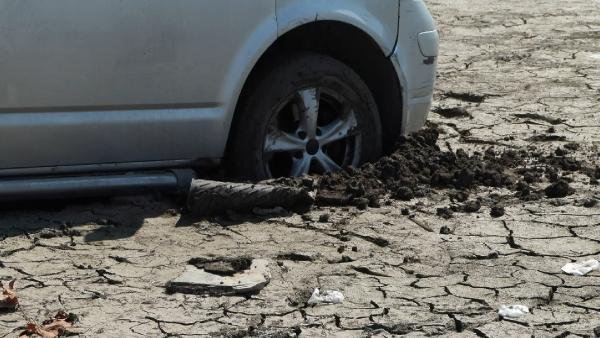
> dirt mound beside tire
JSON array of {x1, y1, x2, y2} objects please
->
[{"x1": 309, "y1": 127, "x2": 590, "y2": 207}]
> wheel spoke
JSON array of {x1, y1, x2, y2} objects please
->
[
  {"x1": 290, "y1": 154, "x2": 312, "y2": 177},
  {"x1": 318, "y1": 111, "x2": 358, "y2": 146},
  {"x1": 315, "y1": 151, "x2": 342, "y2": 172},
  {"x1": 264, "y1": 129, "x2": 305, "y2": 154},
  {"x1": 297, "y1": 88, "x2": 320, "y2": 139}
]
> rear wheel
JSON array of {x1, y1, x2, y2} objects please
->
[{"x1": 228, "y1": 53, "x2": 382, "y2": 180}]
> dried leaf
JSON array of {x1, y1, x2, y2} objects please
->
[
  {"x1": 17, "y1": 311, "x2": 77, "y2": 338},
  {"x1": 0, "y1": 279, "x2": 18, "y2": 310}
]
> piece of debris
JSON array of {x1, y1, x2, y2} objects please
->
[
  {"x1": 18, "y1": 311, "x2": 78, "y2": 338},
  {"x1": 498, "y1": 305, "x2": 529, "y2": 318},
  {"x1": 307, "y1": 288, "x2": 344, "y2": 305},
  {"x1": 544, "y1": 180, "x2": 574, "y2": 198},
  {"x1": 188, "y1": 257, "x2": 252, "y2": 276},
  {"x1": 561, "y1": 259, "x2": 600, "y2": 276},
  {"x1": 0, "y1": 279, "x2": 18, "y2": 310},
  {"x1": 167, "y1": 259, "x2": 270, "y2": 295},
  {"x1": 187, "y1": 180, "x2": 314, "y2": 216}
]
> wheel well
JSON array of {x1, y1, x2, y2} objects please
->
[{"x1": 228, "y1": 20, "x2": 403, "y2": 157}]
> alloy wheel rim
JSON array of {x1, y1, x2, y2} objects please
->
[{"x1": 263, "y1": 87, "x2": 361, "y2": 178}]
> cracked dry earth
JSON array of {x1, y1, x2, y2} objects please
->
[{"x1": 2, "y1": 0, "x2": 600, "y2": 337}]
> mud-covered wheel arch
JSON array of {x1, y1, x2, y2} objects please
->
[{"x1": 227, "y1": 21, "x2": 403, "y2": 160}]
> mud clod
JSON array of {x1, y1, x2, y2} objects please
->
[
  {"x1": 439, "y1": 225, "x2": 454, "y2": 235},
  {"x1": 582, "y1": 198, "x2": 598, "y2": 208},
  {"x1": 437, "y1": 207, "x2": 454, "y2": 219},
  {"x1": 544, "y1": 180, "x2": 574, "y2": 199},
  {"x1": 318, "y1": 213, "x2": 330, "y2": 223},
  {"x1": 490, "y1": 205, "x2": 505, "y2": 218},
  {"x1": 392, "y1": 187, "x2": 415, "y2": 201},
  {"x1": 460, "y1": 200, "x2": 482, "y2": 213},
  {"x1": 444, "y1": 91, "x2": 488, "y2": 103}
]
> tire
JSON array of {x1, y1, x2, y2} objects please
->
[{"x1": 227, "y1": 52, "x2": 382, "y2": 180}]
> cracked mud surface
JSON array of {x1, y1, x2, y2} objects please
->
[{"x1": 2, "y1": 1, "x2": 600, "y2": 336}]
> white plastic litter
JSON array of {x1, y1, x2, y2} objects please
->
[
  {"x1": 561, "y1": 259, "x2": 600, "y2": 276},
  {"x1": 307, "y1": 288, "x2": 344, "y2": 305},
  {"x1": 498, "y1": 305, "x2": 529, "y2": 318}
]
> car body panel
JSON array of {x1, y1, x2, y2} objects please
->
[
  {"x1": 393, "y1": 0, "x2": 438, "y2": 134},
  {"x1": 0, "y1": 0, "x2": 277, "y2": 170},
  {"x1": 276, "y1": 0, "x2": 399, "y2": 55},
  {"x1": 0, "y1": 0, "x2": 437, "y2": 176}
]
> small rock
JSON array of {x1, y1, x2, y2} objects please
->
[
  {"x1": 340, "y1": 255, "x2": 354, "y2": 263},
  {"x1": 462, "y1": 200, "x2": 481, "y2": 213},
  {"x1": 545, "y1": 180, "x2": 574, "y2": 198},
  {"x1": 582, "y1": 198, "x2": 598, "y2": 208},
  {"x1": 436, "y1": 207, "x2": 453, "y2": 219},
  {"x1": 439, "y1": 226, "x2": 453, "y2": 235},
  {"x1": 490, "y1": 205, "x2": 505, "y2": 218},
  {"x1": 393, "y1": 187, "x2": 414, "y2": 201},
  {"x1": 401, "y1": 208, "x2": 410, "y2": 216},
  {"x1": 353, "y1": 198, "x2": 369, "y2": 210},
  {"x1": 301, "y1": 214, "x2": 313, "y2": 222},
  {"x1": 450, "y1": 191, "x2": 470, "y2": 202},
  {"x1": 555, "y1": 147, "x2": 567, "y2": 156},
  {"x1": 318, "y1": 213, "x2": 330, "y2": 223},
  {"x1": 302, "y1": 178, "x2": 314, "y2": 189}
]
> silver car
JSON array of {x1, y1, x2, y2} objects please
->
[{"x1": 0, "y1": 0, "x2": 438, "y2": 197}]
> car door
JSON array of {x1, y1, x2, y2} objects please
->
[{"x1": 0, "y1": 0, "x2": 276, "y2": 173}]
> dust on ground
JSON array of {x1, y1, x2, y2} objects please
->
[{"x1": 2, "y1": 0, "x2": 600, "y2": 336}]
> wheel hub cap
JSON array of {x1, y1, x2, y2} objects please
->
[{"x1": 306, "y1": 139, "x2": 320, "y2": 155}]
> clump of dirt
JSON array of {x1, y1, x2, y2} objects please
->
[
  {"x1": 544, "y1": 180, "x2": 574, "y2": 198},
  {"x1": 309, "y1": 127, "x2": 588, "y2": 208},
  {"x1": 490, "y1": 205, "x2": 506, "y2": 218}
]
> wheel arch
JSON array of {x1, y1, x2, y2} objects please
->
[{"x1": 226, "y1": 20, "x2": 404, "y2": 161}]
